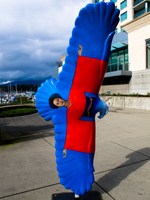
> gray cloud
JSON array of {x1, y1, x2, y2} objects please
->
[{"x1": 0, "y1": 0, "x2": 89, "y2": 83}]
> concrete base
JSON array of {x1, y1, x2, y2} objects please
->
[
  {"x1": 100, "y1": 96, "x2": 150, "y2": 110},
  {"x1": 52, "y1": 191, "x2": 101, "y2": 200},
  {"x1": 52, "y1": 193, "x2": 75, "y2": 200}
]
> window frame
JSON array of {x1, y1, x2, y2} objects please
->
[
  {"x1": 146, "y1": 39, "x2": 150, "y2": 69},
  {"x1": 107, "y1": 47, "x2": 129, "y2": 72},
  {"x1": 121, "y1": 0, "x2": 127, "y2": 10},
  {"x1": 111, "y1": 0, "x2": 117, "y2": 3},
  {"x1": 121, "y1": 11, "x2": 127, "y2": 21}
]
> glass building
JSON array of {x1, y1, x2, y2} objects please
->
[{"x1": 89, "y1": 0, "x2": 150, "y2": 95}]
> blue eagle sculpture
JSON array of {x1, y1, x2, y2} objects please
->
[{"x1": 36, "y1": 1, "x2": 120, "y2": 196}]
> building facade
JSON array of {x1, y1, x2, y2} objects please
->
[{"x1": 88, "y1": 0, "x2": 150, "y2": 95}]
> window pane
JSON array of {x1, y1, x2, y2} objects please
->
[
  {"x1": 119, "y1": 50, "x2": 124, "y2": 56},
  {"x1": 124, "y1": 63, "x2": 129, "y2": 70},
  {"x1": 107, "y1": 65, "x2": 111, "y2": 72},
  {"x1": 121, "y1": 0, "x2": 127, "y2": 10},
  {"x1": 134, "y1": 9, "x2": 145, "y2": 19},
  {"x1": 111, "y1": 52, "x2": 117, "y2": 64},
  {"x1": 121, "y1": 12, "x2": 127, "y2": 21},
  {"x1": 107, "y1": 47, "x2": 129, "y2": 72},
  {"x1": 111, "y1": 0, "x2": 117, "y2": 3},
  {"x1": 146, "y1": 39, "x2": 150, "y2": 69},
  {"x1": 111, "y1": 64, "x2": 118, "y2": 71},
  {"x1": 118, "y1": 56, "x2": 124, "y2": 70},
  {"x1": 125, "y1": 48, "x2": 128, "y2": 63}
]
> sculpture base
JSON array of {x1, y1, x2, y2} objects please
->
[{"x1": 52, "y1": 191, "x2": 102, "y2": 200}]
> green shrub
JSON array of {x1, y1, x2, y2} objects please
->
[
  {"x1": 0, "y1": 107, "x2": 37, "y2": 117},
  {"x1": 16, "y1": 97, "x2": 33, "y2": 104},
  {"x1": 100, "y1": 93, "x2": 150, "y2": 97},
  {"x1": 101, "y1": 93, "x2": 106, "y2": 96},
  {"x1": 147, "y1": 93, "x2": 150, "y2": 97}
]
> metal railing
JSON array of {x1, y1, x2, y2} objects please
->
[
  {"x1": 134, "y1": 0, "x2": 145, "y2": 7},
  {"x1": 107, "y1": 62, "x2": 129, "y2": 72},
  {"x1": 134, "y1": 8, "x2": 146, "y2": 18}
]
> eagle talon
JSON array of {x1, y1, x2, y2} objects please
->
[{"x1": 63, "y1": 149, "x2": 67, "y2": 158}]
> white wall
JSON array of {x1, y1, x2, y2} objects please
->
[
  {"x1": 101, "y1": 95, "x2": 150, "y2": 110},
  {"x1": 100, "y1": 84, "x2": 129, "y2": 94},
  {"x1": 129, "y1": 69, "x2": 150, "y2": 95},
  {"x1": 129, "y1": 24, "x2": 150, "y2": 71},
  {"x1": 123, "y1": 13, "x2": 150, "y2": 71}
]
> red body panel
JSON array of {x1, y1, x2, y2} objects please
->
[{"x1": 64, "y1": 56, "x2": 108, "y2": 153}]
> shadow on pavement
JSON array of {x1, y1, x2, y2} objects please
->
[
  {"x1": 95, "y1": 147, "x2": 150, "y2": 194},
  {"x1": 0, "y1": 123, "x2": 54, "y2": 145}
]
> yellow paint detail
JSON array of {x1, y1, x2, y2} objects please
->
[{"x1": 87, "y1": 97, "x2": 93, "y2": 117}]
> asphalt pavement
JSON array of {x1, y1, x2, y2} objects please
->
[{"x1": 0, "y1": 108, "x2": 150, "y2": 200}]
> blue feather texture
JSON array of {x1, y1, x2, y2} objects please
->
[{"x1": 36, "y1": 2, "x2": 119, "y2": 195}]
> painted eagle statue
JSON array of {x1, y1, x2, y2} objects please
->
[{"x1": 35, "y1": 1, "x2": 120, "y2": 196}]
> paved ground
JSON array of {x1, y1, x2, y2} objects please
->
[{"x1": 0, "y1": 108, "x2": 150, "y2": 200}]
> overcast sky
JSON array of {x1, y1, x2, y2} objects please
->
[{"x1": 0, "y1": 0, "x2": 89, "y2": 84}]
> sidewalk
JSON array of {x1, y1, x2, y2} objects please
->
[{"x1": 0, "y1": 108, "x2": 150, "y2": 200}]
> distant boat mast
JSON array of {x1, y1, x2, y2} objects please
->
[{"x1": 15, "y1": 84, "x2": 18, "y2": 94}]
